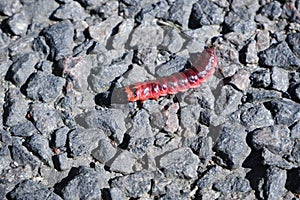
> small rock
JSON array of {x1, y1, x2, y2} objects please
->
[
  {"x1": 159, "y1": 147, "x2": 200, "y2": 179},
  {"x1": 88, "y1": 16, "x2": 123, "y2": 46},
  {"x1": 111, "y1": 170, "x2": 154, "y2": 198},
  {"x1": 267, "y1": 99, "x2": 300, "y2": 126},
  {"x1": 25, "y1": 133, "x2": 53, "y2": 166},
  {"x1": 110, "y1": 150, "x2": 135, "y2": 174},
  {"x1": 53, "y1": 1, "x2": 87, "y2": 21},
  {"x1": 259, "y1": 41, "x2": 300, "y2": 69},
  {"x1": 260, "y1": 1, "x2": 282, "y2": 20},
  {"x1": 262, "y1": 148, "x2": 295, "y2": 170},
  {"x1": 3, "y1": 90, "x2": 28, "y2": 127},
  {"x1": 259, "y1": 167, "x2": 287, "y2": 200},
  {"x1": 287, "y1": 32, "x2": 300, "y2": 59},
  {"x1": 168, "y1": 0, "x2": 195, "y2": 29},
  {"x1": 161, "y1": 28, "x2": 184, "y2": 53},
  {"x1": 28, "y1": 103, "x2": 64, "y2": 135},
  {"x1": 246, "y1": 89, "x2": 281, "y2": 103},
  {"x1": 271, "y1": 67, "x2": 289, "y2": 92},
  {"x1": 8, "y1": 53, "x2": 39, "y2": 86},
  {"x1": 130, "y1": 22, "x2": 164, "y2": 48},
  {"x1": 229, "y1": 69, "x2": 250, "y2": 91},
  {"x1": 54, "y1": 153, "x2": 72, "y2": 171},
  {"x1": 163, "y1": 103, "x2": 179, "y2": 133},
  {"x1": 75, "y1": 109, "x2": 126, "y2": 143},
  {"x1": 251, "y1": 125, "x2": 292, "y2": 155},
  {"x1": 213, "y1": 122, "x2": 250, "y2": 169},
  {"x1": 111, "y1": 19, "x2": 135, "y2": 50},
  {"x1": 52, "y1": 126, "x2": 69, "y2": 148},
  {"x1": 26, "y1": 71, "x2": 66, "y2": 102},
  {"x1": 68, "y1": 127, "x2": 106, "y2": 157},
  {"x1": 291, "y1": 140, "x2": 300, "y2": 163},
  {"x1": 246, "y1": 39, "x2": 259, "y2": 64},
  {"x1": 7, "y1": 10, "x2": 30, "y2": 35},
  {"x1": 256, "y1": 30, "x2": 270, "y2": 52},
  {"x1": 189, "y1": 0, "x2": 224, "y2": 29},
  {"x1": 291, "y1": 121, "x2": 300, "y2": 139},
  {"x1": 133, "y1": 46, "x2": 157, "y2": 74},
  {"x1": 240, "y1": 104, "x2": 274, "y2": 131},
  {"x1": 213, "y1": 174, "x2": 251, "y2": 193},
  {"x1": 215, "y1": 85, "x2": 243, "y2": 116},
  {"x1": 250, "y1": 69, "x2": 271, "y2": 88},
  {"x1": 197, "y1": 165, "x2": 228, "y2": 189},
  {"x1": 43, "y1": 20, "x2": 74, "y2": 61},
  {"x1": 109, "y1": 187, "x2": 127, "y2": 200},
  {"x1": 61, "y1": 166, "x2": 102, "y2": 200},
  {"x1": 11, "y1": 138, "x2": 40, "y2": 169},
  {"x1": 91, "y1": 139, "x2": 117, "y2": 163},
  {"x1": 8, "y1": 180, "x2": 62, "y2": 200},
  {"x1": 156, "y1": 56, "x2": 187, "y2": 77},
  {"x1": 0, "y1": 0, "x2": 22, "y2": 16},
  {"x1": 188, "y1": 136, "x2": 213, "y2": 166}
]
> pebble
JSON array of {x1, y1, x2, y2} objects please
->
[
  {"x1": 91, "y1": 139, "x2": 117, "y2": 163},
  {"x1": 270, "y1": 67, "x2": 289, "y2": 92},
  {"x1": 229, "y1": 69, "x2": 251, "y2": 91}
]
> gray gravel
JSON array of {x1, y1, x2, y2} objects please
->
[{"x1": 1, "y1": 0, "x2": 300, "y2": 199}]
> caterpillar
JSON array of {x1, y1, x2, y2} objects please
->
[{"x1": 111, "y1": 47, "x2": 217, "y2": 103}]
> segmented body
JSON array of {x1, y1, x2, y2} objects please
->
[{"x1": 112, "y1": 47, "x2": 217, "y2": 102}]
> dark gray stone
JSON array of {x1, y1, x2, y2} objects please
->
[
  {"x1": 215, "y1": 85, "x2": 243, "y2": 116},
  {"x1": 156, "y1": 56, "x2": 187, "y2": 77},
  {"x1": 240, "y1": 104, "x2": 274, "y2": 131},
  {"x1": 3, "y1": 89, "x2": 28, "y2": 127},
  {"x1": 53, "y1": 1, "x2": 87, "y2": 21},
  {"x1": 197, "y1": 165, "x2": 227, "y2": 189},
  {"x1": 43, "y1": 20, "x2": 74, "y2": 61},
  {"x1": 7, "y1": 10, "x2": 30, "y2": 35},
  {"x1": 132, "y1": 46, "x2": 157, "y2": 74},
  {"x1": 109, "y1": 187, "x2": 127, "y2": 200},
  {"x1": 213, "y1": 122, "x2": 250, "y2": 169},
  {"x1": 54, "y1": 153, "x2": 72, "y2": 171},
  {"x1": 52, "y1": 126, "x2": 69, "y2": 148},
  {"x1": 26, "y1": 71, "x2": 65, "y2": 102},
  {"x1": 262, "y1": 148, "x2": 295, "y2": 169},
  {"x1": 213, "y1": 174, "x2": 251, "y2": 193},
  {"x1": 68, "y1": 127, "x2": 106, "y2": 157},
  {"x1": 25, "y1": 133, "x2": 53, "y2": 166},
  {"x1": 251, "y1": 125, "x2": 292, "y2": 155},
  {"x1": 110, "y1": 150, "x2": 135, "y2": 174},
  {"x1": 111, "y1": 18, "x2": 135, "y2": 50},
  {"x1": 187, "y1": 136, "x2": 212, "y2": 166},
  {"x1": 111, "y1": 170, "x2": 154, "y2": 198},
  {"x1": 168, "y1": 0, "x2": 194, "y2": 28},
  {"x1": 159, "y1": 147, "x2": 199, "y2": 179},
  {"x1": 0, "y1": 0, "x2": 22, "y2": 16},
  {"x1": 291, "y1": 121, "x2": 300, "y2": 139},
  {"x1": 8, "y1": 180, "x2": 62, "y2": 200},
  {"x1": 246, "y1": 89, "x2": 281, "y2": 103},
  {"x1": 271, "y1": 67, "x2": 289, "y2": 92},
  {"x1": 88, "y1": 52, "x2": 132, "y2": 93},
  {"x1": 74, "y1": 109, "x2": 126, "y2": 143},
  {"x1": 128, "y1": 136, "x2": 153, "y2": 157},
  {"x1": 292, "y1": 140, "x2": 300, "y2": 163},
  {"x1": 260, "y1": 1, "x2": 282, "y2": 20},
  {"x1": 28, "y1": 103, "x2": 64, "y2": 135},
  {"x1": 11, "y1": 138, "x2": 40, "y2": 169},
  {"x1": 250, "y1": 69, "x2": 271, "y2": 88},
  {"x1": 91, "y1": 139, "x2": 117, "y2": 163},
  {"x1": 259, "y1": 41, "x2": 300, "y2": 69},
  {"x1": 61, "y1": 166, "x2": 101, "y2": 200},
  {"x1": 161, "y1": 28, "x2": 184, "y2": 53},
  {"x1": 10, "y1": 121, "x2": 37, "y2": 137},
  {"x1": 8, "y1": 53, "x2": 39, "y2": 86},
  {"x1": 267, "y1": 99, "x2": 300, "y2": 126},
  {"x1": 259, "y1": 167, "x2": 287, "y2": 200},
  {"x1": 287, "y1": 32, "x2": 300, "y2": 59},
  {"x1": 0, "y1": 129, "x2": 11, "y2": 156},
  {"x1": 189, "y1": 0, "x2": 224, "y2": 28}
]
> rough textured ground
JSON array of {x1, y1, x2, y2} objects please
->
[{"x1": 1, "y1": 0, "x2": 300, "y2": 199}]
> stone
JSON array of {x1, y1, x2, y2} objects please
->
[
  {"x1": 156, "y1": 56, "x2": 187, "y2": 77},
  {"x1": 26, "y1": 71, "x2": 65, "y2": 102},
  {"x1": 260, "y1": 1, "x2": 282, "y2": 20},
  {"x1": 110, "y1": 150, "x2": 135, "y2": 174},
  {"x1": 229, "y1": 69, "x2": 251, "y2": 91},
  {"x1": 271, "y1": 67, "x2": 289, "y2": 92},
  {"x1": 91, "y1": 139, "x2": 117, "y2": 163},
  {"x1": 52, "y1": 126, "x2": 69, "y2": 148},
  {"x1": 213, "y1": 174, "x2": 251, "y2": 193},
  {"x1": 287, "y1": 32, "x2": 300, "y2": 59},
  {"x1": 7, "y1": 10, "x2": 30, "y2": 35},
  {"x1": 250, "y1": 69, "x2": 271, "y2": 88},
  {"x1": 159, "y1": 148, "x2": 200, "y2": 179},
  {"x1": 213, "y1": 122, "x2": 251, "y2": 169},
  {"x1": 259, "y1": 41, "x2": 300, "y2": 69},
  {"x1": 53, "y1": 1, "x2": 87, "y2": 21},
  {"x1": 43, "y1": 20, "x2": 74, "y2": 61},
  {"x1": 61, "y1": 166, "x2": 102, "y2": 200}
]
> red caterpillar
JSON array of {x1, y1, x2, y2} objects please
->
[{"x1": 112, "y1": 47, "x2": 217, "y2": 103}]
